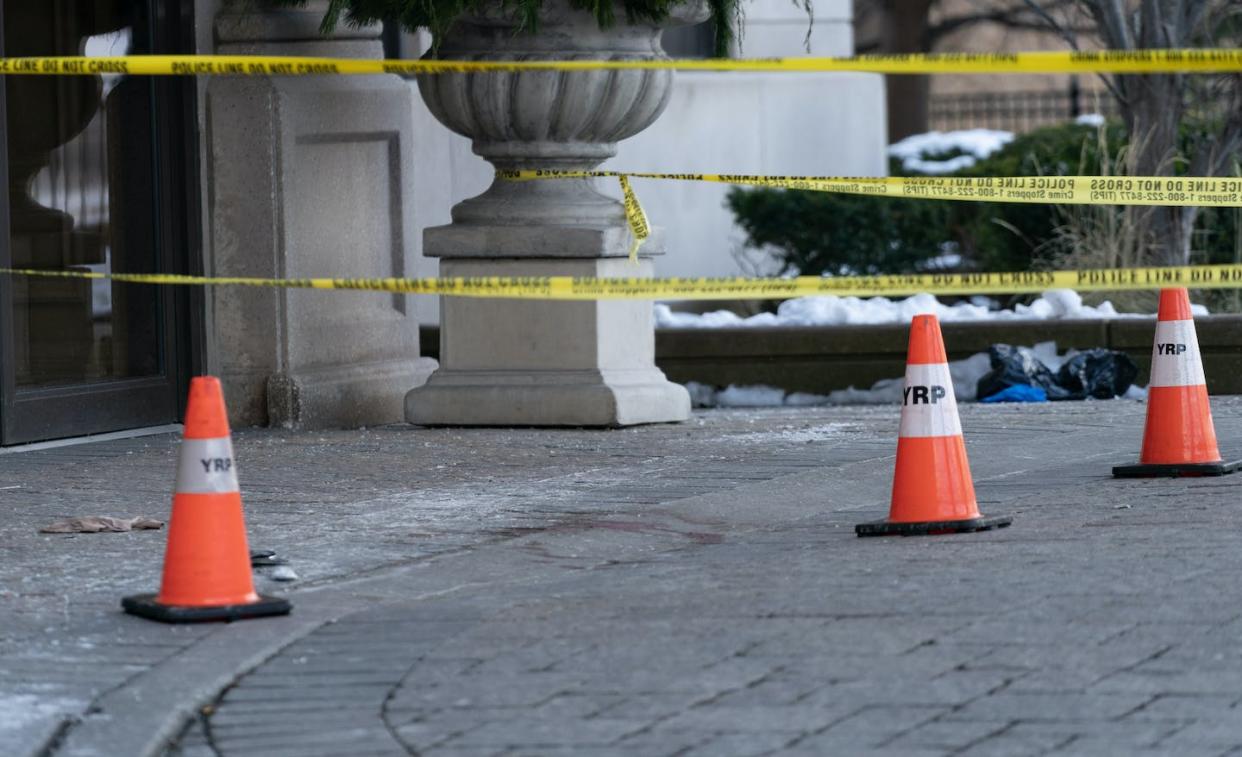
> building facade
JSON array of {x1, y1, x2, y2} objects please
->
[{"x1": 0, "y1": 0, "x2": 882, "y2": 444}]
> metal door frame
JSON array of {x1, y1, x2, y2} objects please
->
[{"x1": 0, "y1": 0, "x2": 202, "y2": 445}]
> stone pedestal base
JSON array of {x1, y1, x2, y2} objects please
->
[
  {"x1": 407, "y1": 367, "x2": 688, "y2": 426},
  {"x1": 269, "y1": 357, "x2": 437, "y2": 429},
  {"x1": 406, "y1": 257, "x2": 689, "y2": 427}
]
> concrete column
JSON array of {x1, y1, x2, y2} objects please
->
[
  {"x1": 206, "y1": 1, "x2": 435, "y2": 428},
  {"x1": 404, "y1": 0, "x2": 697, "y2": 427},
  {"x1": 737, "y1": 0, "x2": 854, "y2": 56}
]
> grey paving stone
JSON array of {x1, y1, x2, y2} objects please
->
[
  {"x1": 806, "y1": 704, "x2": 949, "y2": 748},
  {"x1": 389, "y1": 676, "x2": 575, "y2": 709},
  {"x1": 419, "y1": 749, "x2": 504, "y2": 757},
  {"x1": 682, "y1": 730, "x2": 801, "y2": 755},
  {"x1": 802, "y1": 669, "x2": 1017, "y2": 709},
  {"x1": 394, "y1": 716, "x2": 488, "y2": 750},
  {"x1": 592, "y1": 693, "x2": 706, "y2": 719},
  {"x1": 235, "y1": 672, "x2": 407, "y2": 687},
  {"x1": 656, "y1": 704, "x2": 850, "y2": 733},
  {"x1": 1093, "y1": 669, "x2": 1242, "y2": 696},
  {"x1": 706, "y1": 677, "x2": 823, "y2": 708},
  {"x1": 526, "y1": 693, "x2": 629, "y2": 720},
  {"x1": 1001, "y1": 720, "x2": 1181, "y2": 749},
  {"x1": 1054, "y1": 747, "x2": 1226, "y2": 757},
  {"x1": 211, "y1": 695, "x2": 385, "y2": 712},
  {"x1": 613, "y1": 728, "x2": 715, "y2": 754},
  {"x1": 1156, "y1": 720, "x2": 1242, "y2": 750},
  {"x1": 504, "y1": 744, "x2": 660, "y2": 749},
  {"x1": 945, "y1": 692, "x2": 1153, "y2": 722},
  {"x1": 882, "y1": 719, "x2": 1011, "y2": 751},
  {"x1": 951, "y1": 732, "x2": 1074, "y2": 757},
  {"x1": 218, "y1": 684, "x2": 395, "y2": 702},
  {"x1": 1121, "y1": 693, "x2": 1242, "y2": 722},
  {"x1": 211, "y1": 730, "x2": 403, "y2": 756},
  {"x1": 234, "y1": 746, "x2": 406, "y2": 757},
  {"x1": 10, "y1": 403, "x2": 1242, "y2": 757},
  {"x1": 443, "y1": 718, "x2": 651, "y2": 747},
  {"x1": 782, "y1": 747, "x2": 945, "y2": 757}
]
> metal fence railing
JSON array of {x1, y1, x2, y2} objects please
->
[{"x1": 929, "y1": 87, "x2": 1120, "y2": 133}]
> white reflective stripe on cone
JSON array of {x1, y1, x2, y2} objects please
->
[
  {"x1": 898, "y1": 363, "x2": 962, "y2": 438},
  {"x1": 1149, "y1": 319, "x2": 1207, "y2": 388},
  {"x1": 175, "y1": 437, "x2": 240, "y2": 494}
]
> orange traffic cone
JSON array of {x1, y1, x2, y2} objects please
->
[
  {"x1": 123, "y1": 377, "x2": 290, "y2": 622},
  {"x1": 1113, "y1": 288, "x2": 1241, "y2": 477},
  {"x1": 856, "y1": 315, "x2": 1012, "y2": 537}
]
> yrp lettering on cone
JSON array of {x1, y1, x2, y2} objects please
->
[
  {"x1": 1113, "y1": 288, "x2": 1242, "y2": 477},
  {"x1": 856, "y1": 314, "x2": 1012, "y2": 537},
  {"x1": 903, "y1": 384, "x2": 947, "y2": 406}
]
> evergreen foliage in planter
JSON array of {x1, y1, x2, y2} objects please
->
[{"x1": 271, "y1": 0, "x2": 752, "y2": 55}]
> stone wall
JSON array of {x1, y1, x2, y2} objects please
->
[
  {"x1": 422, "y1": 317, "x2": 1242, "y2": 396},
  {"x1": 200, "y1": 2, "x2": 435, "y2": 428}
]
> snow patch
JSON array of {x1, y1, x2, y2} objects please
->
[
  {"x1": 1075, "y1": 113, "x2": 1107, "y2": 127},
  {"x1": 888, "y1": 128, "x2": 1014, "y2": 174},
  {"x1": 727, "y1": 423, "x2": 860, "y2": 444},
  {"x1": 657, "y1": 289, "x2": 1208, "y2": 329},
  {"x1": 1123, "y1": 384, "x2": 1148, "y2": 401},
  {"x1": 0, "y1": 693, "x2": 82, "y2": 734},
  {"x1": 715, "y1": 384, "x2": 786, "y2": 408}
]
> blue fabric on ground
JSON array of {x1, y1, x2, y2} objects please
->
[{"x1": 979, "y1": 384, "x2": 1048, "y2": 403}]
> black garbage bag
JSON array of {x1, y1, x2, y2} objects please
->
[
  {"x1": 976, "y1": 344, "x2": 1074, "y2": 402},
  {"x1": 1056, "y1": 348, "x2": 1139, "y2": 400}
]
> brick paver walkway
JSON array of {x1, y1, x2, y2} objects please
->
[{"x1": 5, "y1": 401, "x2": 1242, "y2": 756}]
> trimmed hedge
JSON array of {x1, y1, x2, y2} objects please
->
[{"x1": 726, "y1": 120, "x2": 1242, "y2": 277}]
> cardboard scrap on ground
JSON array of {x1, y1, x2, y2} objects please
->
[{"x1": 39, "y1": 516, "x2": 165, "y2": 534}]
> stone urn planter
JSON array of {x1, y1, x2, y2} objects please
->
[{"x1": 405, "y1": 0, "x2": 704, "y2": 426}]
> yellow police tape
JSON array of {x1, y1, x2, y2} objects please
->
[
  {"x1": 505, "y1": 171, "x2": 1242, "y2": 260},
  {"x1": 506, "y1": 171, "x2": 1242, "y2": 208},
  {"x1": 2, "y1": 49, "x2": 1242, "y2": 77},
  {"x1": 618, "y1": 175, "x2": 650, "y2": 262},
  {"x1": 4, "y1": 265, "x2": 1242, "y2": 301}
]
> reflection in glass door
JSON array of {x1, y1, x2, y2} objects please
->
[{"x1": 0, "y1": 1, "x2": 197, "y2": 444}]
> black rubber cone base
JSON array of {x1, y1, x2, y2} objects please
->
[
  {"x1": 856, "y1": 514, "x2": 1013, "y2": 538},
  {"x1": 1112, "y1": 459, "x2": 1242, "y2": 478},
  {"x1": 122, "y1": 593, "x2": 291, "y2": 623}
]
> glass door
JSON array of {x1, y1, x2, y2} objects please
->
[{"x1": 0, "y1": 0, "x2": 197, "y2": 444}]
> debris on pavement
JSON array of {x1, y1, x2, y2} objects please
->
[
  {"x1": 39, "y1": 516, "x2": 164, "y2": 534},
  {"x1": 977, "y1": 343, "x2": 1139, "y2": 402},
  {"x1": 1056, "y1": 348, "x2": 1140, "y2": 400},
  {"x1": 979, "y1": 384, "x2": 1049, "y2": 403},
  {"x1": 249, "y1": 550, "x2": 288, "y2": 567},
  {"x1": 251, "y1": 549, "x2": 297, "y2": 581},
  {"x1": 977, "y1": 344, "x2": 1070, "y2": 401},
  {"x1": 268, "y1": 566, "x2": 299, "y2": 582}
]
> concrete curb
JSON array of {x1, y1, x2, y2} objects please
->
[
  {"x1": 54, "y1": 554, "x2": 486, "y2": 757},
  {"x1": 57, "y1": 593, "x2": 364, "y2": 756}
]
